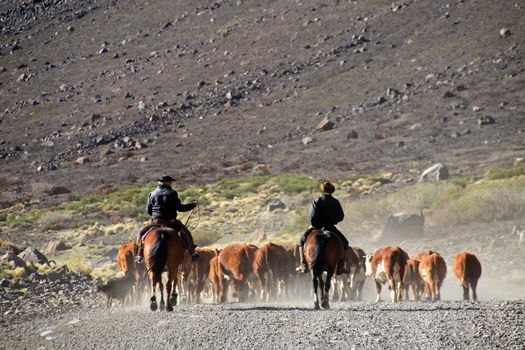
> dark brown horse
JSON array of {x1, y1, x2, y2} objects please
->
[
  {"x1": 143, "y1": 227, "x2": 184, "y2": 311},
  {"x1": 304, "y1": 229, "x2": 343, "y2": 309}
]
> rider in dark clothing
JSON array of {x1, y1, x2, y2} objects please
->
[
  {"x1": 298, "y1": 181, "x2": 349, "y2": 274},
  {"x1": 135, "y1": 175, "x2": 198, "y2": 263}
]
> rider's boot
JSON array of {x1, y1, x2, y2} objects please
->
[
  {"x1": 135, "y1": 231, "x2": 144, "y2": 263},
  {"x1": 336, "y1": 249, "x2": 348, "y2": 275},
  {"x1": 296, "y1": 246, "x2": 308, "y2": 273}
]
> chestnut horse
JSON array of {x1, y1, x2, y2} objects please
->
[
  {"x1": 304, "y1": 229, "x2": 343, "y2": 309},
  {"x1": 143, "y1": 227, "x2": 184, "y2": 311}
]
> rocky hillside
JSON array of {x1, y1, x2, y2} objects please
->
[{"x1": 0, "y1": 0, "x2": 524, "y2": 208}]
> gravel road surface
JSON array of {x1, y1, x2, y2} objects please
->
[{"x1": 2, "y1": 300, "x2": 523, "y2": 350}]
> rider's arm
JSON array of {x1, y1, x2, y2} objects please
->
[{"x1": 172, "y1": 190, "x2": 196, "y2": 212}]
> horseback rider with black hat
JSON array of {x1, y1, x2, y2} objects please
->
[
  {"x1": 135, "y1": 175, "x2": 199, "y2": 263},
  {"x1": 297, "y1": 180, "x2": 349, "y2": 274}
]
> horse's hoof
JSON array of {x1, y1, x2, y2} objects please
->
[
  {"x1": 166, "y1": 303, "x2": 174, "y2": 312},
  {"x1": 159, "y1": 302, "x2": 165, "y2": 311},
  {"x1": 314, "y1": 303, "x2": 320, "y2": 310},
  {"x1": 150, "y1": 302, "x2": 158, "y2": 311},
  {"x1": 322, "y1": 302, "x2": 330, "y2": 310},
  {"x1": 171, "y1": 294, "x2": 178, "y2": 306}
]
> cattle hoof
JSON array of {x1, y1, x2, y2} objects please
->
[{"x1": 150, "y1": 301, "x2": 158, "y2": 311}]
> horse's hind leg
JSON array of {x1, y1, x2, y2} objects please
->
[
  {"x1": 166, "y1": 272, "x2": 175, "y2": 312},
  {"x1": 311, "y1": 272, "x2": 320, "y2": 310},
  {"x1": 159, "y1": 279, "x2": 165, "y2": 311},
  {"x1": 149, "y1": 272, "x2": 158, "y2": 311},
  {"x1": 322, "y1": 273, "x2": 333, "y2": 309}
]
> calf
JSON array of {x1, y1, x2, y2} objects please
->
[
  {"x1": 97, "y1": 275, "x2": 134, "y2": 307},
  {"x1": 349, "y1": 247, "x2": 367, "y2": 301},
  {"x1": 403, "y1": 258, "x2": 424, "y2": 300},
  {"x1": 209, "y1": 255, "x2": 222, "y2": 303},
  {"x1": 217, "y1": 243, "x2": 258, "y2": 302},
  {"x1": 418, "y1": 253, "x2": 447, "y2": 301},
  {"x1": 332, "y1": 247, "x2": 359, "y2": 302},
  {"x1": 253, "y1": 243, "x2": 292, "y2": 302},
  {"x1": 365, "y1": 246, "x2": 409, "y2": 303},
  {"x1": 453, "y1": 252, "x2": 482, "y2": 301}
]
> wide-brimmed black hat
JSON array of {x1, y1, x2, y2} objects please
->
[{"x1": 158, "y1": 175, "x2": 175, "y2": 182}]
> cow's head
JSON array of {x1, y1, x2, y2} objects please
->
[{"x1": 365, "y1": 253, "x2": 374, "y2": 277}]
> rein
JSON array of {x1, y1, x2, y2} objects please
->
[{"x1": 184, "y1": 203, "x2": 201, "y2": 231}]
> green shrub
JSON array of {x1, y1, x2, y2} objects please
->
[
  {"x1": 209, "y1": 176, "x2": 267, "y2": 198},
  {"x1": 179, "y1": 187, "x2": 210, "y2": 206},
  {"x1": 270, "y1": 173, "x2": 318, "y2": 194},
  {"x1": 484, "y1": 167, "x2": 525, "y2": 181}
]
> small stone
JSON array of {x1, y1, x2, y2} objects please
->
[
  {"x1": 499, "y1": 28, "x2": 511, "y2": 38},
  {"x1": 443, "y1": 91, "x2": 455, "y2": 98},
  {"x1": 138, "y1": 101, "x2": 146, "y2": 113},
  {"x1": 67, "y1": 26, "x2": 75, "y2": 32},
  {"x1": 98, "y1": 47, "x2": 108, "y2": 55},
  {"x1": 347, "y1": 129, "x2": 358, "y2": 139},
  {"x1": 302, "y1": 137, "x2": 315, "y2": 145},
  {"x1": 17, "y1": 73, "x2": 28, "y2": 82},
  {"x1": 478, "y1": 115, "x2": 495, "y2": 126},
  {"x1": 316, "y1": 117, "x2": 335, "y2": 131},
  {"x1": 268, "y1": 200, "x2": 286, "y2": 211}
]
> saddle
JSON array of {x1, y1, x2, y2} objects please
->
[{"x1": 140, "y1": 224, "x2": 190, "y2": 250}]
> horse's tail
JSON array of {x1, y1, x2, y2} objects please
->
[
  {"x1": 149, "y1": 231, "x2": 168, "y2": 283},
  {"x1": 311, "y1": 233, "x2": 328, "y2": 274}
]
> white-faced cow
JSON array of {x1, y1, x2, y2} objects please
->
[{"x1": 365, "y1": 246, "x2": 409, "y2": 303}]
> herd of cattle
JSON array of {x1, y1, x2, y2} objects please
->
[{"x1": 103, "y1": 240, "x2": 482, "y2": 308}]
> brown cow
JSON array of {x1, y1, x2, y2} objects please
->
[
  {"x1": 116, "y1": 240, "x2": 146, "y2": 304},
  {"x1": 412, "y1": 250, "x2": 437, "y2": 261},
  {"x1": 189, "y1": 247, "x2": 218, "y2": 303},
  {"x1": 419, "y1": 252, "x2": 447, "y2": 301},
  {"x1": 253, "y1": 243, "x2": 292, "y2": 301},
  {"x1": 217, "y1": 243, "x2": 258, "y2": 303},
  {"x1": 453, "y1": 252, "x2": 482, "y2": 301},
  {"x1": 403, "y1": 258, "x2": 424, "y2": 300},
  {"x1": 365, "y1": 246, "x2": 409, "y2": 303}
]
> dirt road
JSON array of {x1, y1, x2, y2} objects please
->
[{"x1": 2, "y1": 300, "x2": 523, "y2": 350}]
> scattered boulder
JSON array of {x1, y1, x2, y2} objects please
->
[
  {"x1": 44, "y1": 240, "x2": 71, "y2": 254},
  {"x1": 381, "y1": 210, "x2": 425, "y2": 242},
  {"x1": 1, "y1": 251, "x2": 26, "y2": 268},
  {"x1": 316, "y1": 117, "x2": 335, "y2": 132},
  {"x1": 18, "y1": 247, "x2": 49, "y2": 265},
  {"x1": 45, "y1": 186, "x2": 71, "y2": 196},
  {"x1": 347, "y1": 129, "x2": 358, "y2": 139},
  {"x1": 268, "y1": 200, "x2": 286, "y2": 211},
  {"x1": 418, "y1": 163, "x2": 449, "y2": 183},
  {"x1": 478, "y1": 115, "x2": 495, "y2": 126},
  {"x1": 74, "y1": 156, "x2": 89, "y2": 165}
]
